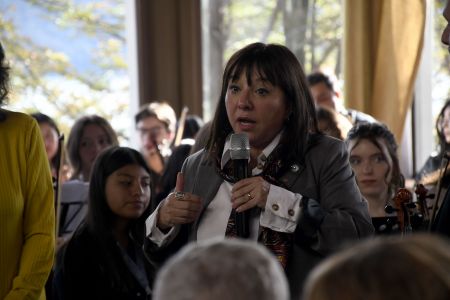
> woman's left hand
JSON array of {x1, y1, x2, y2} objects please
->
[{"x1": 231, "y1": 176, "x2": 270, "y2": 212}]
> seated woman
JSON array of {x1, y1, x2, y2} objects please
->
[
  {"x1": 31, "y1": 112, "x2": 72, "y2": 201},
  {"x1": 346, "y1": 122, "x2": 412, "y2": 234},
  {"x1": 53, "y1": 147, "x2": 155, "y2": 300},
  {"x1": 59, "y1": 115, "x2": 119, "y2": 237},
  {"x1": 416, "y1": 99, "x2": 450, "y2": 204},
  {"x1": 31, "y1": 112, "x2": 61, "y2": 179},
  {"x1": 67, "y1": 115, "x2": 119, "y2": 182}
]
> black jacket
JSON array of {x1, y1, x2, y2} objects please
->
[
  {"x1": 432, "y1": 188, "x2": 450, "y2": 238},
  {"x1": 53, "y1": 225, "x2": 154, "y2": 300},
  {"x1": 416, "y1": 153, "x2": 450, "y2": 188}
]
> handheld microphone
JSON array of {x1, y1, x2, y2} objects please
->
[{"x1": 230, "y1": 133, "x2": 250, "y2": 238}]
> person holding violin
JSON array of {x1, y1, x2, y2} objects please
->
[
  {"x1": 416, "y1": 100, "x2": 450, "y2": 195},
  {"x1": 346, "y1": 122, "x2": 409, "y2": 234},
  {"x1": 430, "y1": 0, "x2": 450, "y2": 237},
  {"x1": 31, "y1": 112, "x2": 63, "y2": 179},
  {"x1": 59, "y1": 115, "x2": 119, "y2": 238},
  {"x1": 155, "y1": 114, "x2": 204, "y2": 206},
  {"x1": 135, "y1": 102, "x2": 177, "y2": 198},
  {"x1": 135, "y1": 102, "x2": 177, "y2": 176}
]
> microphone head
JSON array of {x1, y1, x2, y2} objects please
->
[{"x1": 230, "y1": 133, "x2": 250, "y2": 160}]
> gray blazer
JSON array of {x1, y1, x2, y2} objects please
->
[{"x1": 146, "y1": 134, "x2": 374, "y2": 298}]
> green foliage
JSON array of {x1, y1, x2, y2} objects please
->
[
  {"x1": 0, "y1": 0, "x2": 128, "y2": 141},
  {"x1": 224, "y1": 0, "x2": 342, "y2": 75},
  {"x1": 225, "y1": 0, "x2": 285, "y2": 60}
]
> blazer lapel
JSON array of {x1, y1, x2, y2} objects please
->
[
  {"x1": 279, "y1": 161, "x2": 305, "y2": 189},
  {"x1": 189, "y1": 156, "x2": 223, "y2": 239}
]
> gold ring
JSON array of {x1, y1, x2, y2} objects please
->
[
  {"x1": 247, "y1": 193, "x2": 253, "y2": 200},
  {"x1": 174, "y1": 191, "x2": 185, "y2": 200}
]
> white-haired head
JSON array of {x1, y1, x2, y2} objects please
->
[{"x1": 153, "y1": 238, "x2": 289, "y2": 300}]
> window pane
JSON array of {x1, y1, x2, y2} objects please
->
[
  {"x1": 202, "y1": 0, "x2": 342, "y2": 119},
  {"x1": 0, "y1": 0, "x2": 129, "y2": 143}
]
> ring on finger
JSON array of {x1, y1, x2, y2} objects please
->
[
  {"x1": 175, "y1": 191, "x2": 185, "y2": 200},
  {"x1": 247, "y1": 193, "x2": 253, "y2": 200}
]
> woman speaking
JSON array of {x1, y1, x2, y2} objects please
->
[{"x1": 145, "y1": 43, "x2": 374, "y2": 298}]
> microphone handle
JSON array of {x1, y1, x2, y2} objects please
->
[{"x1": 234, "y1": 159, "x2": 250, "y2": 238}]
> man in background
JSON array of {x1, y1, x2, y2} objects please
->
[
  {"x1": 134, "y1": 101, "x2": 177, "y2": 177},
  {"x1": 307, "y1": 71, "x2": 377, "y2": 125},
  {"x1": 431, "y1": 0, "x2": 450, "y2": 237}
]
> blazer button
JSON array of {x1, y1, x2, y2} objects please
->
[
  {"x1": 272, "y1": 204, "x2": 279, "y2": 211},
  {"x1": 288, "y1": 209, "x2": 295, "y2": 216},
  {"x1": 290, "y1": 164, "x2": 299, "y2": 172}
]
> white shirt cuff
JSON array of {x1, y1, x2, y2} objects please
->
[
  {"x1": 260, "y1": 184, "x2": 302, "y2": 233},
  {"x1": 145, "y1": 202, "x2": 179, "y2": 247}
]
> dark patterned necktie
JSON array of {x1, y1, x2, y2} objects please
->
[
  {"x1": 225, "y1": 208, "x2": 292, "y2": 269},
  {"x1": 220, "y1": 148, "x2": 294, "y2": 270}
]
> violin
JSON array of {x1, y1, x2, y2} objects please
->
[
  {"x1": 54, "y1": 134, "x2": 65, "y2": 237},
  {"x1": 414, "y1": 184, "x2": 434, "y2": 226},
  {"x1": 385, "y1": 188, "x2": 415, "y2": 235}
]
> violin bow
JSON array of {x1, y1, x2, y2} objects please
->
[
  {"x1": 54, "y1": 134, "x2": 65, "y2": 237},
  {"x1": 173, "y1": 106, "x2": 189, "y2": 147}
]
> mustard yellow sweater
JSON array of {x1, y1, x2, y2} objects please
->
[{"x1": 0, "y1": 110, "x2": 55, "y2": 300}]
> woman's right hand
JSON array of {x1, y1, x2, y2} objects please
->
[{"x1": 157, "y1": 172, "x2": 202, "y2": 230}]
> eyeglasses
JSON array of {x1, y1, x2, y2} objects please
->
[{"x1": 137, "y1": 126, "x2": 165, "y2": 138}]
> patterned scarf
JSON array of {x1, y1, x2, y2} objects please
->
[{"x1": 215, "y1": 143, "x2": 295, "y2": 269}]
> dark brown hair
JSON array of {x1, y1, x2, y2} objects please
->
[
  {"x1": 346, "y1": 122, "x2": 402, "y2": 196},
  {"x1": 0, "y1": 40, "x2": 10, "y2": 121},
  {"x1": 436, "y1": 99, "x2": 450, "y2": 154},
  {"x1": 66, "y1": 115, "x2": 119, "y2": 180},
  {"x1": 134, "y1": 101, "x2": 177, "y2": 134},
  {"x1": 206, "y1": 43, "x2": 318, "y2": 163}
]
